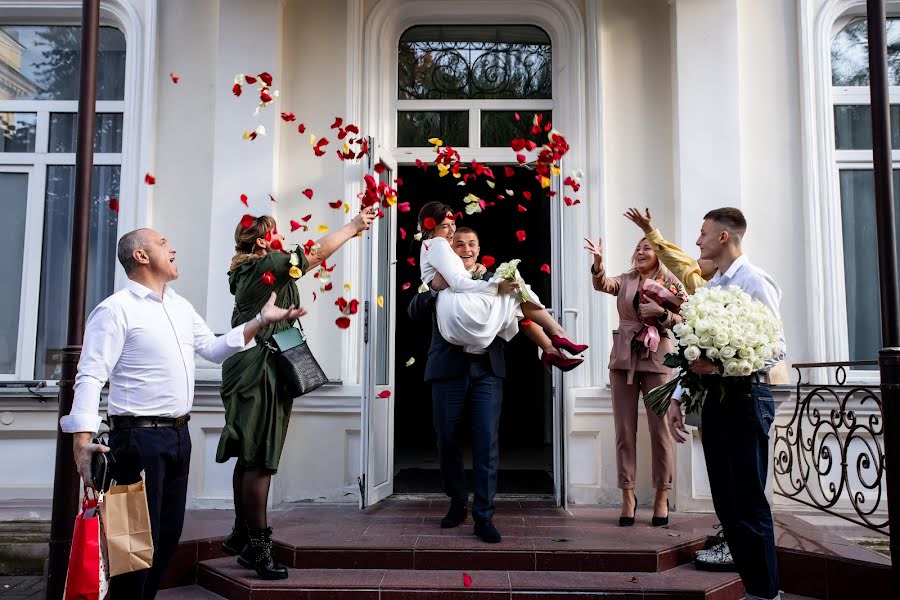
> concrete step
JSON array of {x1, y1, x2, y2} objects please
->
[{"x1": 197, "y1": 558, "x2": 745, "y2": 600}]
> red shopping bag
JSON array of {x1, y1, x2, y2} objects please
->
[{"x1": 64, "y1": 494, "x2": 110, "y2": 600}]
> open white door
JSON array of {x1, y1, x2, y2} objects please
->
[{"x1": 359, "y1": 139, "x2": 399, "y2": 508}]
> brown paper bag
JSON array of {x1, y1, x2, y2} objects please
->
[{"x1": 99, "y1": 471, "x2": 154, "y2": 576}]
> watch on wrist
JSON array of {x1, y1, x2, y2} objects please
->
[
  {"x1": 255, "y1": 312, "x2": 267, "y2": 327},
  {"x1": 658, "y1": 309, "x2": 669, "y2": 323}
]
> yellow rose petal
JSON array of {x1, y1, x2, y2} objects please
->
[
  {"x1": 344, "y1": 283, "x2": 352, "y2": 292},
  {"x1": 437, "y1": 164, "x2": 450, "y2": 177},
  {"x1": 428, "y1": 137, "x2": 443, "y2": 147},
  {"x1": 241, "y1": 131, "x2": 252, "y2": 139},
  {"x1": 541, "y1": 176, "x2": 551, "y2": 189},
  {"x1": 317, "y1": 224, "x2": 329, "y2": 233},
  {"x1": 486, "y1": 180, "x2": 495, "y2": 189},
  {"x1": 343, "y1": 203, "x2": 350, "y2": 214},
  {"x1": 405, "y1": 357, "x2": 415, "y2": 367},
  {"x1": 551, "y1": 166, "x2": 561, "y2": 176},
  {"x1": 288, "y1": 266, "x2": 302, "y2": 279},
  {"x1": 377, "y1": 295, "x2": 384, "y2": 308},
  {"x1": 452, "y1": 171, "x2": 461, "y2": 179},
  {"x1": 310, "y1": 133, "x2": 317, "y2": 145}
]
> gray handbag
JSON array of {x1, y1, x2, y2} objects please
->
[{"x1": 237, "y1": 302, "x2": 328, "y2": 397}]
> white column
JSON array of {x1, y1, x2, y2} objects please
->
[
  {"x1": 205, "y1": 0, "x2": 284, "y2": 330},
  {"x1": 670, "y1": 0, "x2": 742, "y2": 246}
]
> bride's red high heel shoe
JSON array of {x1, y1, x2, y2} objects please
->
[
  {"x1": 550, "y1": 335, "x2": 589, "y2": 355},
  {"x1": 541, "y1": 351, "x2": 584, "y2": 372}
]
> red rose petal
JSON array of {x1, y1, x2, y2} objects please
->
[
  {"x1": 264, "y1": 230, "x2": 272, "y2": 242},
  {"x1": 522, "y1": 191, "x2": 532, "y2": 201},
  {"x1": 232, "y1": 83, "x2": 242, "y2": 96},
  {"x1": 298, "y1": 123, "x2": 306, "y2": 133},
  {"x1": 335, "y1": 297, "x2": 348, "y2": 311},
  {"x1": 399, "y1": 227, "x2": 406, "y2": 240},
  {"x1": 144, "y1": 173, "x2": 156, "y2": 185},
  {"x1": 349, "y1": 299, "x2": 359, "y2": 314},
  {"x1": 257, "y1": 72, "x2": 272, "y2": 86},
  {"x1": 244, "y1": 75, "x2": 257, "y2": 84},
  {"x1": 504, "y1": 166, "x2": 516, "y2": 178},
  {"x1": 517, "y1": 204, "x2": 527, "y2": 213},
  {"x1": 514, "y1": 112, "x2": 521, "y2": 121},
  {"x1": 453, "y1": 211, "x2": 463, "y2": 220},
  {"x1": 401, "y1": 282, "x2": 411, "y2": 291},
  {"x1": 169, "y1": 72, "x2": 179, "y2": 84},
  {"x1": 281, "y1": 112, "x2": 296, "y2": 122},
  {"x1": 324, "y1": 282, "x2": 333, "y2": 291},
  {"x1": 377, "y1": 390, "x2": 391, "y2": 398},
  {"x1": 302, "y1": 188, "x2": 314, "y2": 199},
  {"x1": 481, "y1": 256, "x2": 496, "y2": 268},
  {"x1": 415, "y1": 159, "x2": 428, "y2": 171},
  {"x1": 261, "y1": 271, "x2": 275, "y2": 285},
  {"x1": 301, "y1": 214, "x2": 312, "y2": 222},
  {"x1": 240, "y1": 193, "x2": 248, "y2": 206},
  {"x1": 394, "y1": 178, "x2": 403, "y2": 186},
  {"x1": 108, "y1": 197, "x2": 119, "y2": 212},
  {"x1": 269, "y1": 194, "x2": 277, "y2": 203},
  {"x1": 423, "y1": 217, "x2": 436, "y2": 230},
  {"x1": 406, "y1": 257, "x2": 416, "y2": 266},
  {"x1": 270, "y1": 238, "x2": 283, "y2": 251},
  {"x1": 240, "y1": 214, "x2": 255, "y2": 228},
  {"x1": 515, "y1": 230, "x2": 527, "y2": 242},
  {"x1": 336, "y1": 316, "x2": 351, "y2": 329},
  {"x1": 259, "y1": 90, "x2": 273, "y2": 103},
  {"x1": 463, "y1": 573, "x2": 473, "y2": 587},
  {"x1": 398, "y1": 202, "x2": 411, "y2": 213},
  {"x1": 330, "y1": 116, "x2": 343, "y2": 129},
  {"x1": 540, "y1": 263, "x2": 551, "y2": 274},
  {"x1": 516, "y1": 154, "x2": 527, "y2": 164},
  {"x1": 374, "y1": 161, "x2": 386, "y2": 174},
  {"x1": 290, "y1": 220, "x2": 301, "y2": 232},
  {"x1": 329, "y1": 200, "x2": 343, "y2": 209}
]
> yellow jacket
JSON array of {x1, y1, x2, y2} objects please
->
[{"x1": 645, "y1": 228, "x2": 705, "y2": 294}]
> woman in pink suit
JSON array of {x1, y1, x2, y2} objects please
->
[{"x1": 585, "y1": 236, "x2": 683, "y2": 527}]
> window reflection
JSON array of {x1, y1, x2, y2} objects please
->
[
  {"x1": 831, "y1": 18, "x2": 900, "y2": 86},
  {"x1": 0, "y1": 112, "x2": 36, "y2": 152}
]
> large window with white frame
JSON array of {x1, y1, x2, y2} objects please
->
[
  {"x1": 396, "y1": 25, "x2": 552, "y2": 155},
  {"x1": 0, "y1": 24, "x2": 124, "y2": 380}
]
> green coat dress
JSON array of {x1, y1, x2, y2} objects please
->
[{"x1": 216, "y1": 248, "x2": 309, "y2": 473}]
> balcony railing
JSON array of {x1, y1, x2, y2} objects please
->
[{"x1": 773, "y1": 361, "x2": 888, "y2": 534}]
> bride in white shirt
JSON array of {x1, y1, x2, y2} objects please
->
[{"x1": 417, "y1": 201, "x2": 587, "y2": 371}]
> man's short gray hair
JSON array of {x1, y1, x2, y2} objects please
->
[{"x1": 117, "y1": 229, "x2": 148, "y2": 275}]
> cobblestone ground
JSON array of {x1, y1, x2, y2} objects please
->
[{"x1": 0, "y1": 577, "x2": 43, "y2": 600}]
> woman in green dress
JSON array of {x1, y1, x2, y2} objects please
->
[{"x1": 218, "y1": 206, "x2": 376, "y2": 579}]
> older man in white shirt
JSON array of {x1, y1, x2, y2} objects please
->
[
  {"x1": 668, "y1": 208, "x2": 785, "y2": 600},
  {"x1": 60, "y1": 228, "x2": 306, "y2": 600}
]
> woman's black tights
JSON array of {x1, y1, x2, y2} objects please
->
[{"x1": 232, "y1": 465, "x2": 272, "y2": 529}]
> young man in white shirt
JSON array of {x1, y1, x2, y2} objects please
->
[
  {"x1": 60, "y1": 228, "x2": 306, "y2": 600},
  {"x1": 669, "y1": 208, "x2": 785, "y2": 600}
]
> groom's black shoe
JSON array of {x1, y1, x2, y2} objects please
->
[
  {"x1": 474, "y1": 519, "x2": 502, "y2": 543},
  {"x1": 440, "y1": 502, "x2": 468, "y2": 529}
]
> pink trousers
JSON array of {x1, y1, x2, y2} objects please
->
[{"x1": 609, "y1": 369, "x2": 674, "y2": 491}]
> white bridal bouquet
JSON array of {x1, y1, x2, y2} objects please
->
[
  {"x1": 643, "y1": 285, "x2": 784, "y2": 416},
  {"x1": 491, "y1": 259, "x2": 531, "y2": 303}
]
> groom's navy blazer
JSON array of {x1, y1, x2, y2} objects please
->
[{"x1": 407, "y1": 287, "x2": 507, "y2": 381}]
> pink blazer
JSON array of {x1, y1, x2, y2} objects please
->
[{"x1": 591, "y1": 265, "x2": 683, "y2": 384}]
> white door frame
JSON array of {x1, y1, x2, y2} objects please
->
[{"x1": 354, "y1": 0, "x2": 591, "y2": 506}]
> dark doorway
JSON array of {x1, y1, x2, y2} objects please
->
[{"x1": 393, "y1": 163, "x2": 555, "y2": 495}]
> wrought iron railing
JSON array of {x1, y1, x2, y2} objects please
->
[{"x1": 773, "y1": 361, "x2": 888, "y2": 534}]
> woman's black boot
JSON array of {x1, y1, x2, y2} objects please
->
[
  {"x1": 237, "y1": 526, "x2": 288, "y2": 580},
  {"x1": 221, "y1": 517, "x2": 248, "y2": 556}
]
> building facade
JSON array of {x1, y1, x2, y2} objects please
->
[{"x1": 0, "y1": 0, "x2": 891, "y2": 512}]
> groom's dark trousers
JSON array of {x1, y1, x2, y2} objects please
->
[{"x1": 408, "y1": 289, "x2": 506, "y2": 522}]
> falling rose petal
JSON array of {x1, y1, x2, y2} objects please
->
[
  {"x1": 336, "y1": 316, "x2": 351, "y2": 329},
  {"x1": 240, "y1": 194, "x2": 248, "y2": 206},
  {"x1": 406, "y1": 257, "x2": 416, "y2": 266},
  {"x1": 335, "y1": 297, "x2": 348, "y2": 312},
  {"x1": 516, "y1": 230, "x2": 527, "y2": 242},
  {"x1": 481, "y1": 256, "x2": 496, "y2": 268},
  {"x1": 290, "y1": 220, "x2": 301, "y2": 232},
  {"x1": 405, "y1": 357, "x2": 415, "y2": 367},
  {"x1": 374, "y1": 161, "x2": 387, "y2": 174},
  {"x1": 505, "y1": 189, "x2": 515, "y2": 196},
  {"x1": 281, "y1": 112, "x2": 296, "y2": 122},
  {"x1": 317, "y1": 225, "x2": 329, "y2": 233},
  {"x1": 399, "y1": 227, "x2": 407, "y2": 240},
  {"x1": 423, "y1": 217, "x2": 436, "y2": 230},
  {"x1": 261, "y1": 271, "x2": 275, "y2": 286},
  {"x1": 169, "y1": 72, "x2": 179, "y2": 84},
  {"x1": 516, "y1": 153, "x2": 527, "y2": 164},
  {"x1": 415, "y1": 159, "x2": 428, "y2": 171},
  {"x1": 301, "y1": 214, "x2": 312, "y2": 222},
  {"x1": 377, "y1": 295, "x2": 384, "y2": 308},
  {"x1": 329, "y1": 200, "x2": 343, "y2": 209},
  {"x1": 349, "y1": 299, "x2": 360, "y2": 314},
  {"x1": 514, "y1": 112, "x2": 521, "y2": 121},
  {"x1": 108, "y1": 197, "x2": 119, "y2": 212},
  {"x1": 398, "y1": 202, "x2": 411, "y2": 213},
  {"x1": 324, "y1": 282, "x2": 333, "y2": 291},
  {"x1": 453, "y1": 211, "x2": 463, "y2": 220},
  {"x1": 269, "y1": 194, "x2": 277, "y2": 203},
  {"x1": 401, "y1": 282, "x2": 411, "y2": 291},
  {"x1": 232, "y1": 83, "x2": 242, "y2": 96},
  {"x1": 547, "y1": 190, "x2": 557, "y2": 198},
  {"x1": 394, "y1": 178, "x2": 403, "y2": 186},
  {"x1": 144, "y1": 173, "x2": 156, "y2": 185},
  {"x1": 522, "y1": 191, "x2": 532, "y2": 201},
  {"x1": 270, "y1": 238, "x2": 284, "y2": 251},
  {"x1": 540, "y1": 263, "x2": 551, "y2": 274},
  {"x1": 511, "y1": 138, "x2": 526, "y2": 152},
  {"x1": 265, "y1": 230, "x2": 273, "y2": 242},
  {"x1": 258, "y1": 72, "x2": 273, "y2": 86},
  {"x1": 428, "y1": 137, "x2": 443, "y2": 146},
  {"x1": 463, "y1": 573, "x2": 473, "y2": 588},
  {"x1": 312, "y1": 291, "x2": 317, "y2": 302},
  {"x1": 259, "y1": 89, "x2": 273, "y2": 103},
  {"x1": 330, "y1": 116, "x2": 343, "y2": 129},
  {"x1": 244, "y1": 75, "x2": 257, "y2": 84},
  {"x1": 240, "y1": 214, "x2": 255, "y2": 228},
  {"x1": 517, "y1": 204, "x2": 527, "y2": 213},
  {"x1": 504, "y1": 166, "x2": 516, "y2": 178},
  {"x1": 344, "y1": 282, "x2": 352, "y2": 292},
  {"x1": 297, "y1": 123, "x2": 306, "y2": 133},
  {"x1": 377, "y1": 390, "x2": 391, "y2": 398},
  {"x1": 302, "y1": 188, "x2": 314, "y2": 200}
]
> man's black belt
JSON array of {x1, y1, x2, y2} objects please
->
[{"x1": 108, "y1": 414, "x2": 191, "y2": 430}]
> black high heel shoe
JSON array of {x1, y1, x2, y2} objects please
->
[
  {"x1": 652, "y1": 499, "x2": 670, "y2": 527},
  {"x1": 619, "y1": 496, "x2": 637, "y2": 527}
]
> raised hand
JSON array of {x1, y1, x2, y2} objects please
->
[
  {"x1": 260, "y1": 292, "x2": 309, "y2": 325},
  {"x1": 624, "y1": 207, "x2": 653, "y2": 234},
  {"x1": 469, "y1": 263, "x2": 488, "y2": 278},
  {"x1": 352, "y1": 205, "x2": 378, "y2": 233},
  {"x1": 584, "y1": 237, "x2": 604, "y2": 271}
]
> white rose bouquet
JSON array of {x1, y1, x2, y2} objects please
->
[
  {"x1": 643, "y1": 285, "x2": 784, "y2": 416},
  {"x1": 491, "y1": 259, "x2": 531, "y2": 303}
]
